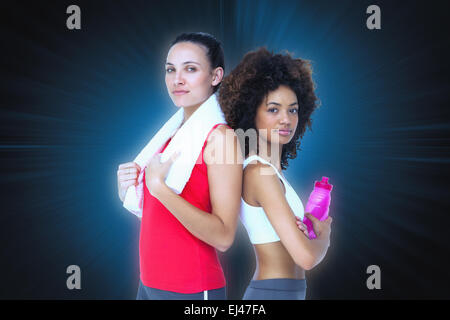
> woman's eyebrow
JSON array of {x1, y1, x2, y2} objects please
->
[
  {"x1": 165, "y1": 61, "x2": 201, "y2": 65},
  {"x1": 266, "y1": 101, "x2": 298, "y2": 106},
  {"x1": 182, "y1": 61, "x2": 201, "y2": 65}
]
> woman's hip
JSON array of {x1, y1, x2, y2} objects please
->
[
  {"x1": 242, "y1": 278, "x2": 307, "y2": 300},
  {"x1": 136, "y1": 280, "x2": 226, "y2": 300}
]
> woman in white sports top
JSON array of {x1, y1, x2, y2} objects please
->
[{"x1": 219, "y1": 48, "x2": 332, "y2": 300}]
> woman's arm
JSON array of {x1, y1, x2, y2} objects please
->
[
  {"x1": 245, "y1": 162, "x2": 332, "y2": 270},
  {"x1": 147, "y1": 125, "x2": 243, "y2": 252}
]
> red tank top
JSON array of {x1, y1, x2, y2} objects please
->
[{"x1": 139, "y1": 124, "x2": 227, "y2": 293}]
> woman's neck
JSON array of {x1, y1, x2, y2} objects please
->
[
  {"x1": 182, "y1": 103, "x2": 201, "y2": 123},
  {"x1": 181, "y1": 93, "x2": 213, "y2": 124}
]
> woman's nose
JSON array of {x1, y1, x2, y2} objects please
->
[
  {"x1": 174, "y1": 72, "x2": 185, "y2": 86},
  {"x1": 279, "y1": 110, "x2": 291, "y2": 125}
]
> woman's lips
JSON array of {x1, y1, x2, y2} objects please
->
[
  {"x1": 173, "y1": 90, "x2": 189, "y2": 96},
  {"x1": 278, "y1": 129, "x2": 292, "y2": 136}
]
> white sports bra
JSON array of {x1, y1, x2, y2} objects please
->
[{"x1": 240, "y1": 155, "x2": 305, "y2": 245}]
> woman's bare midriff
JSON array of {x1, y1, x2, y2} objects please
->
[{"x1": 253, "y1": 241, "x2": 305, "y2": 280}]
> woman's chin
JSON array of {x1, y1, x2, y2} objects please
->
[
  {"x1": 171, "y1": 97, "x2": 197, "y2": 109},
  {"x1": 266, "y1": 136, "x2": 292, "y2": 146}
]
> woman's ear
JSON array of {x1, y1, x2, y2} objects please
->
[{"x1": 211, "y1": 67, "x2": 224, "y2": 86}]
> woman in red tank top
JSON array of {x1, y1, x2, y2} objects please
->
[{"x1": 117, "y1": 33, "x2": 242, "y2": 300}]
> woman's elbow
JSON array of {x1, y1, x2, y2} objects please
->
[
  {"x1": 216, "y1": 244, "x2": 230, "y2": 253},
  {"x1": 216, "y1": 243, "x2": 230, "y2": 253},
  {"x1": 294, "y1": 253, "x2": 316, "y2": 271},
  {"x1": 297, "y1": 260, "x2": 314, "y2": 271},
  {"x1": 216, "y1": 233, "x2": 236, "y2": 253},
  {"x1": 293, "y1": 240, "x2": 330, "y2": 270}
]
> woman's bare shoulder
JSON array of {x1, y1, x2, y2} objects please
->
[
  {"x1": 207, "y1": 124, "x2": 234, "y2": 142},
  {"x1": 244, "y1": 161, "x2": 284, "y2": 199},
  {"x1": 204, "y1": 125, "x2": 242, "y2": 166}
]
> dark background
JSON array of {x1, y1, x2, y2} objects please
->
[{"x1": 1, "y1": 0, "x2": 449, "y2": 299}]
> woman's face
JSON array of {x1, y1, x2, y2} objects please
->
[
  {"x1": 165, "y1": 41, "x2": 221, "y2": 109},
  {"x1": 255, "y1": 85, "x2": 299, "y2": 146}
]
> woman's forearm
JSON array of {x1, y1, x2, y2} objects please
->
[
  {"x1": 289, "y1": 227, "x2": 330, "y2": 271},
  {"x1": 305, "y1": 234, "x2": 330, "y2": 269},
  {"x1": 151, "y1": 180, "x2": 233, "y2": 252}
]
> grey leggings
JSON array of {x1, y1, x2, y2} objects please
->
[
  {"x1": 136, "y1": 280, "x2": 226, "y2": 300},
  {"x1": 242, "y1": 278, "x2": 307, "y2": 300}
]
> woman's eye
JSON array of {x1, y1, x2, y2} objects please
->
[
  {"x1": 166, "y1": 68, "x2": 175, "y2": 73},
  {"x1": 268, "y1": 108, "x2": 278, "y2": 113},
  {"x1": 290, "y1": 108, "x2": 298, "y2": 114},
  {"x1": 186, "y1": 66, "x2": 197, "y2": 72}
]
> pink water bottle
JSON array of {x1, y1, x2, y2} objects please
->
[{"x1": 303, "y1": 177, "x2": 333, "y2": 239}]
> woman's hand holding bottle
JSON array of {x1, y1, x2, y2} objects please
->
[{"x1": 296, "y1": 213, "x2": 332, "y2": 242}]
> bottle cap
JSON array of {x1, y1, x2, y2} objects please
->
[{"x1": 314, "y1": 176, "x2": 333, "y2": 190}]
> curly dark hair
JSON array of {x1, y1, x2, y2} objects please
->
[{"x1": 219, "y1": 47, "x2": 319, "y2": 170}]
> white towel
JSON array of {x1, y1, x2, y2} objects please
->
[{"x1": 123, "y1": 94, "x2": 226, "y2": 218}]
